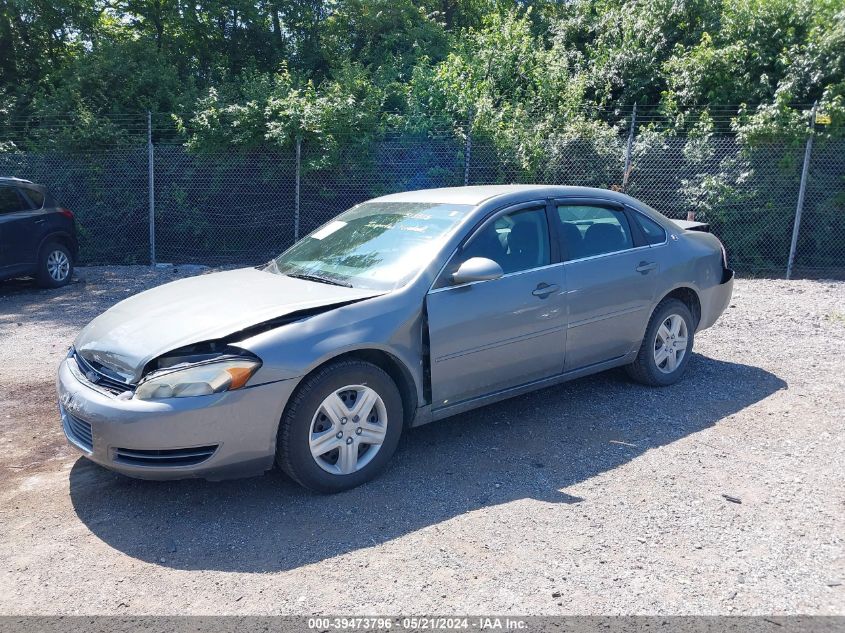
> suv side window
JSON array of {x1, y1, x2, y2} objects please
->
[
  {"x1": 632, "y1": 212, "x2": 666, "y2": 245},
  {"x1": 557, "y1": 204, "x2": 633, "y2": 260},
  {"x1": 0, "y1": 186, "x2": 27, "y2": 214},
  {"x1": 460, "y1": 207, "x2": 551, "y2": 276},
  {"x1": 20, "y1": 187, "x2": 44, "y2": 209}
]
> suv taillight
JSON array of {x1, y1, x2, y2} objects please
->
[{"x1": 58, "y1": 207, "x2": 74, "y2": 220}]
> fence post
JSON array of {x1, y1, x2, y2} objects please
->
[
  {"x1": 294, "y1": 136, "x2": 301, "y2": 241},
  {"x1": 786, "y1": 102, "x2": 817, "y2": 280},
  {"x1": 622, "y1": 103, "x2": 637, "y2": 192},
  {"x1": 464, "y1": 109, "x2": 473, "y2": 186},
  {"x1": 147, "y1": 111, "x2": 156, "y2": 266}
]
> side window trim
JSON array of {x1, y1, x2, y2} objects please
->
[
  {"x1": 623, "y1": 206, "x2": 649, "y2": 248},
  {"x1": 544, "y1": 200, "x2": 562, "y2": 264},
  {"x1": 552, "y1": 196, "x2": 625, "y2": 211}
]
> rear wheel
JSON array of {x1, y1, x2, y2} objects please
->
[
  {"x1": 276, "y1": 359, "x2": 403, "y2": 493},
  {"x1": 36, "y1": 242, "x2": 73, "y2": 288},
  {"x1": 626, "y1": 298, "x2": 694, "y2": 386}
]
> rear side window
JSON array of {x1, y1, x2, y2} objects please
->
[
  {"x1": 633, "y1": 212, "x2": 667, "y2": 245},
  {"x1": 0, "y1": 186, "x2": 27, "y2": 214},
  {"x1": 556, "y1": 204, "x2": 633, "y2": 260},
  {"x1": 20, "y1": 187, "x2": 44, "y2": 209}
]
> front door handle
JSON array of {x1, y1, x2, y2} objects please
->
[
  {"x1": 636, "y1": 261, "x2": 657, "y2": 274},
  {"x1": 532, "y1": 283, "x2": 560, "y2": 298}
]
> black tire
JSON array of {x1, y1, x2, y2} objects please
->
[
  {"x1": 275, "y1": 359, "x2": 404, "y2": 493},
  {"x1": 35, "y1": 242, "x2": 74, "y2": 288},
  {"x1": 626, "y1": 298, "x2": 695, "y2": 387}
]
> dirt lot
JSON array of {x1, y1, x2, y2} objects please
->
[{"x1": 0, "y1": 267, "x2": 843, "y2": 615}]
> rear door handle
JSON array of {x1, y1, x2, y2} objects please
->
[
  {"x1": 532, "y1": 283, "x2": 560, "y2": 298},
  {"x1": 636, "y1": 261, "x2": 657, "y2": 274}
]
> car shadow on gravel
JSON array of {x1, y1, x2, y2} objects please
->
[{"x1": 68, "y1": 354, "x2": 786, "y2": 573}]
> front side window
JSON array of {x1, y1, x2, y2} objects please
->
[
  {"x1": 0, "y1": 186, "x2": 26, "y2": 214},
  {"x1": 267, "y1": 201, "x2": 473, "y2": 290},
  {"x1": 557, "y1": 204, "x2": 633, "y2": 260},
  {"x1": 459, "y1": 207, "x2": 551, "y2": 276}
]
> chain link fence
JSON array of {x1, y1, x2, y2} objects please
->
[
  {"x1": 1, "y1": 123, "x2": 842, "y2": 278},
  {"x1": 299, "y1": 133, "x2": 466, "y2": 239},
  {"x1": 801, "y1": 137, "x2": 845, "y2": 275},
  {"x1": 153, "y1": 147, "x2": 297, "y2": 265},
  {"x1": 627, "y1": 136, "x2": 806, "y2": 275}
]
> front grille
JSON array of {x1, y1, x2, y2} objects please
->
[
  {"x1": 63, "y1": 408, "x2": 93, "y2": 452},
  {"x1": 114, "y1": 445, "x2": 218, "y2": 468},
  {"x1": 73, "y1": 351, "x2": 133, "y2": 396}
]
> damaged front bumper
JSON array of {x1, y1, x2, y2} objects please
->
[{"x1": 57, "y1": 356, "x2": 298, "y2": 480}]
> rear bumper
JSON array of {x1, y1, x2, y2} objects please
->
[
  {"x1": 57, "y1": 358, "x2": 297, "y2": 480},
  {"x1": 697, "y1": 268, "x2": 734, "y2": 331}
]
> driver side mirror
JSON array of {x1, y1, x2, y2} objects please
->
[{"x1": 452, "y1": 257, "x2": 504, "y2": 285}]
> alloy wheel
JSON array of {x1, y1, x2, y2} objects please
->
[
  {"x1": 47, "y1": 250, "x2": 70, "y2": 282},
  {"x1": 653, "y1": 313, "x2": 688, "y2": 374}
]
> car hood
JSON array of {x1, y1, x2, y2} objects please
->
[{"x1": 74, "y1": 268, "x2": 383, "y2": 383}]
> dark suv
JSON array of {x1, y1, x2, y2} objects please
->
[{"x1": 0, "y1": 177, "x2": 77, "y2": 287}]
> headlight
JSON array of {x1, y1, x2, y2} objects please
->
[{"x1": 134, "y1": 359, "x2": 261, "y2": 401}]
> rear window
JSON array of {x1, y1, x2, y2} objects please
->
[
  {"x1": 21, "y1": 187, "x2": 44, "y2": 209},
  {"x1": 0, "y1": 186, "x2": 27, "y2": 214}
]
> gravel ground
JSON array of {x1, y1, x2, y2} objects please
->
[{"x1": 0, "y1": 267, "x2": 843, "y2": 615}]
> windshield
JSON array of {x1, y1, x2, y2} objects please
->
[{"x1": 266, "y1": 201, "x2": 474, "y2": 290}]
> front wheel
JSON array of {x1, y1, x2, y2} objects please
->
[
  {"x1": 626, "y1": 298, "x2": 695, "y2": 386},
  {"x1": 275, "y1": 359, "x2": 404, "y2": 493}
]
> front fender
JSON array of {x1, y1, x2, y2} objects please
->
[{"x1": 235, "y1": 288, "x2": 427, "y2": 404}]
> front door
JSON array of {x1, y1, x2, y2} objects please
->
[{"x1": 426, "y1": 203, "x2": 567, "y2": 408}]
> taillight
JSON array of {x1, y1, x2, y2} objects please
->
[{"x1": 58, "y1": 207, "x2": 74, "y2": 220}]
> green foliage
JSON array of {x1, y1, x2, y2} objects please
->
[
  {"x1": 664, "y1": 0, "x2": 811, "y2": 106},
  {"x1": 29, "y1": 39, "x2": 192, "y2": 150},
  {"x1": 1, "y1": 0, "x2": 842, "y2": 148},
  {"x1": 556, "y1": 0, "x2": 718, "y2": 106},
  {"x1": 1, "y1": 0, "x2": 843, "y2": 274},
  {"x1": 320, "y1": 0, "x2": 450, "y2": 79}
]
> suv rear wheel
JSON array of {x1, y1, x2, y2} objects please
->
[{"x1": 36, "y1": 242, "x2": 73, "y2": 288}]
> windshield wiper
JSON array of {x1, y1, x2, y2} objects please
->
[{"x1": 286, "y1": 272, "x2": 353, "y2": 288}]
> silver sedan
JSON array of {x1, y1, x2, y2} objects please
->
[{"x1": 57, "y1": 185, "x2": 734, "y2": 492}]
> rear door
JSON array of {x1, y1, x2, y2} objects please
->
[
  {"x1": 554, "y1": 200, "x2": 658, "y2": 372},
  {"x1": 0, "y1": 184, "x2": 42, "y2": 269},
  {"x1": 426, "y1": 202, "x2": 568, "y2": 408}
]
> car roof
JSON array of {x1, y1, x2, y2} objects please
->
[
  {"x1": 0, "y1": 176, "x2": 35, "y2": 184},
  {"x1": 370, "y1": 184, "x2": 635, "y2": 206}
]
